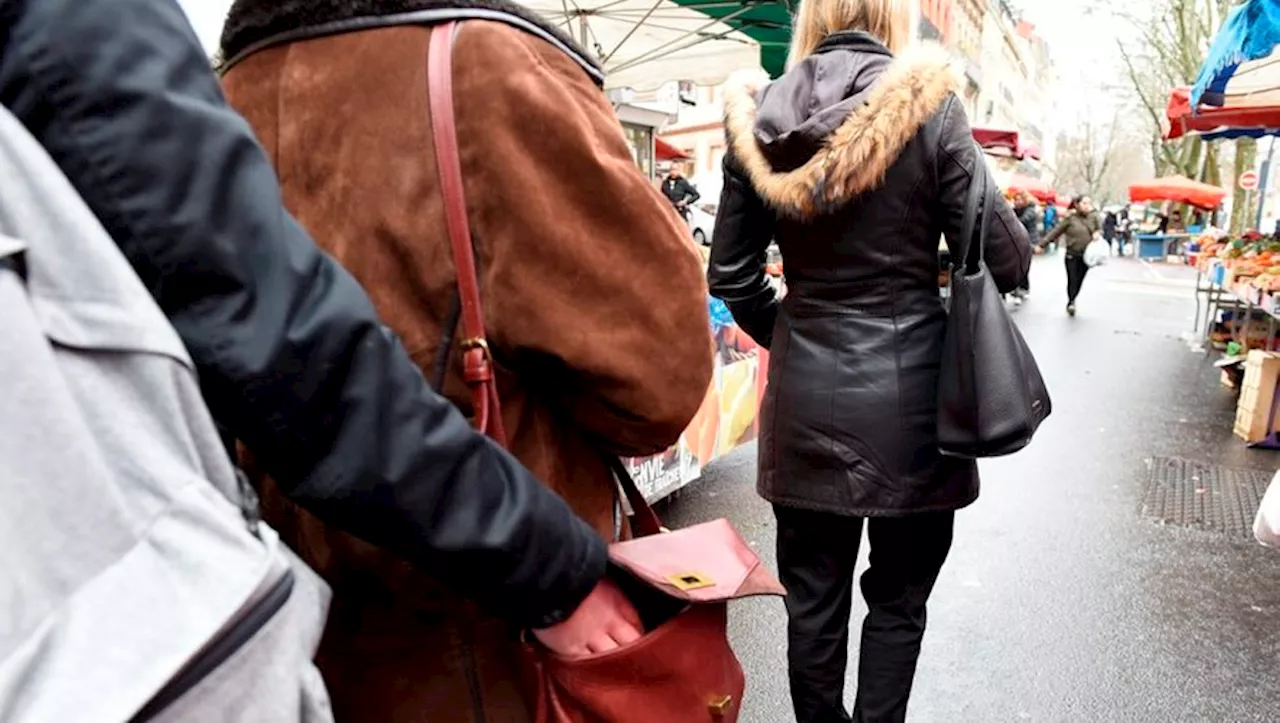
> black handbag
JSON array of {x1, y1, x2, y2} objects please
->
[{"x1": 937, "y1": 157, "x2": 1051, "y2": 458}]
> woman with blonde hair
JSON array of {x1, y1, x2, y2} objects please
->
[{"x1": 710, "y1": 0, "x2": 1030, "y2": 720}]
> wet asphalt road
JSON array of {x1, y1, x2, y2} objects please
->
[{"x1": 658, "y1": 254, "x2": 1280, "y2": 723}]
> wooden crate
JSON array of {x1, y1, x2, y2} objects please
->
[{"x1": 1234, "y1": 351, "x2": 1280, "y2": 441}]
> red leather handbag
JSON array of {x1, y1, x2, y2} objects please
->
[{"x1": 425, "y1": 21, "x2": 784, "y2": 722}]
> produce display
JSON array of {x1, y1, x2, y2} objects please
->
[
  {"x1": 1197, "y1": 234, "x2": 1280, "y2": 293},
  {"x1": 1197, "y1": 233, "x2": 1280, "y2": 352}
]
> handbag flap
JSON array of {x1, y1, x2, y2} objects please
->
[{"x1": 608, "y1": 519, "x2": 785, "y2": 603}]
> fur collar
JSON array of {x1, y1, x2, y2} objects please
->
[
  {"x1": 220, "y1": 0, "x2": 599, "y2": 75},
  {"x1": 723, "y1": 43, "x2": 959, "y2": 220}
]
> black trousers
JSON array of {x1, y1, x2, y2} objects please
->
[
  {"x1": 775, "y1": 506, "x2": 955, "y2": 723},
  {"x1": 1065, "y1": 253, "x2": 1089, "y2": 303}
]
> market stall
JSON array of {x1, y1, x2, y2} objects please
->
[
  {"x1": 624, "y1": 296, "x2": 770, "y2": 501},
  {"x1": 1165, "y1": 84, "x2": 1280, "y2": 140},
  {"x1": 1005, "y1": 173, "x2": 1057, "y2": 204},
  {"x1": 1182, "y1": 0, "x2": 1280, "y2": 448},
  {"x1": 1128, "y1": 176, "x2": 1227, "y2": 260}
]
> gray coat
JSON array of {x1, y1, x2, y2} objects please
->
[
  {"x1": 0, "y1": 106, "x2": 331, "y2": 722},
  {"x1": 710, "y1": 32, "x2": 1030, "y2": 516}
]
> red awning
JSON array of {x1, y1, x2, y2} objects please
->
[
  {"x1": 973, "y1": 127, "x2": 1042, "y2": 160},
  {"x1": 972, "y1": 127, "x2": 1019, "y2": 154},
  {"x1": 1165, "y1": 86, "x2": 1280, "y2": 139},
  {"x1": 1016, "y1": 141, "x2": 1042, "y2": 161},
  {"x1": 1005, "y1": 173, "x2": 1057, "y2": 204},
  {"x1": 1128, "y1": 175, "x2": 1227, "y2": 209},
  {"x1": 655, "y1": 137, "x2": 690, "y2": 161}
]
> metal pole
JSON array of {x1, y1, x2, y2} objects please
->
[{"x1": 1256, "y1": 136, "x2": 1277, "y2": 232}]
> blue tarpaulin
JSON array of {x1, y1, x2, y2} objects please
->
[
  {"x1": 1192, "y1": 0, "x2": 1280, "y2": 107},
  {"x1": 1201, "y1": 126, "x2": 1280, "y2": 140}
]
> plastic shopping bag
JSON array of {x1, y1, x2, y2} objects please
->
[
  {"x1": 1083, "y1": 238, "x2": 1110, "y2": 267},
  {"x1": 1255, "y1": 470, "x2": 1280, "y2": 548}
]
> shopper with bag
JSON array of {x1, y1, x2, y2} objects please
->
[
  {"x1": 0, "y1": 0, "x2": 658, "y2": 718},
  {"x1": 218, "y1": 0, "x2": 718, "y2": 720},
  {"x1": 1042, "y1": 195, "x2": 1103, "y2": 316},
  {"x1": 711, "y1": 0, "x2": 1031, "y2": 720}
]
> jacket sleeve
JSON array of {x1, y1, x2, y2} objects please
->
[
  {"x1": 1042, "y1": 219, "x2": 1067, "y2": 247},
  {"x1": 454, "y1": 24, "x2": 713, "y2": 458},
  {"x1": 935, "y1": 96, "x2": 1031, "y2": 294},
  {"x1": 0, "y1": 0, "x2": 604, "y2": 630},
  {"x1": 683, "y1": 180, "x2": 702, "y2": 205},
  {"x1": 707, "y1": 154, "x2": 780, "y2": 348}
]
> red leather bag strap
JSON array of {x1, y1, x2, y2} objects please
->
[
  {"x1": 427, "y1": 21, "x2": 507, "y2": 447},
  {"x1": 426, "y1": 21, "x2": 664, "y2": 537}
]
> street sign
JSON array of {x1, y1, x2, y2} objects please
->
[{"x1": 1240, "y1": 170, "x2": 1260, "y2": 191}]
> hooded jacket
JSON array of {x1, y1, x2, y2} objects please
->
[
  {"x1": 218, "y1": 0, "x2": 713, "y2": 720},
  {"x1": 710, "y1": 32, "x2": 1030, "y2": 516}
]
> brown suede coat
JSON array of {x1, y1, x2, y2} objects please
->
[{"x1": 221, "y1": 17, "x2": 713, "y2": 723}]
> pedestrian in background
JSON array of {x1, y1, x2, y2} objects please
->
[
  {"x1": 1103, "y1": 209, "x2": 1118, "y2": 253},
  {"x1": 1117, "y1": 208, "x2": 1132, "y2": 256},
  {"x1": 218, "y1": 0, "x2": 715, "y2": 719},
  {"x1": 662, "y1": 163, "x2": 702, "y2": 222},
  {"x1": 1043, "y1": 195, "x2": 1101, "y2": 316},
  {"x1": 711, "y1": 0, "x2": 1031, "y2": 719},
  {"x1": 1013, "y1": 191, "x2": 1041, "y2": 302}
]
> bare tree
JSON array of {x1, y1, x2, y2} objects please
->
[
  {"x1": 1054, "y1": 112, "x2": 1121, "y2": 199},
  {"x1": 1113, "y1": 0, "x2": 1229, "y2": 179},
  {"x1": 1111, "y1": 0, "x2": 1265, "y2": 229}
]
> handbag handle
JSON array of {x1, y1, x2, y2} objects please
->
[
  {"x1": 426, "y1": 21, "x2": 664, "y2": 538},
  {"x1": 956, "y1": 146, "x2": 994, "y2": 275}
]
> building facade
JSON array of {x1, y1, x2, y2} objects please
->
[{"x1": 654, "y1": 0, "x2": 1058, "y2": 194}]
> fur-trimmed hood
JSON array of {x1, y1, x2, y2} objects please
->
[{"x1": 724, "y1": 32, "x2": 959, "y2": 220}]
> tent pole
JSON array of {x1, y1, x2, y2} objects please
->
[{"x1": 1256, "y1": 136, "x2": 1277, "y2": 233}]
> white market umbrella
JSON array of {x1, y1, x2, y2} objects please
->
[{"x1": 517, "y1": 0, "x2": 762, "y2": 90}]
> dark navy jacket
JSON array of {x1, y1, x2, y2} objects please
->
[{"x1": 0, "y1": 0, "x2": 604, "y2": 629}]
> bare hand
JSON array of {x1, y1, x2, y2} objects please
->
[{"x1": 532, "y1": 579, "x2": 643, "y2": 659}]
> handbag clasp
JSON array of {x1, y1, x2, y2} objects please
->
[
  {"x1": 708, "y1": 694, "x2": 734, "y2": 717},
  {"x1": 667, "y1": 571, "x2": 714, "y2": 591}
]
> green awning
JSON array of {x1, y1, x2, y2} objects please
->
[{"x1": 670, "y1": 0, "x2": 792, "y2": 77}]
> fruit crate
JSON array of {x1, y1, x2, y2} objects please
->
[{"x1": 1234, "y1": 350, "x2": 1280, "y2": 442}]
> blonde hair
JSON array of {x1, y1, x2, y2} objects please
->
[{"x1": 787, "y1": 0, "x2": 916, "y2": 69}]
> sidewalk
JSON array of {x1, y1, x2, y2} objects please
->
[{"x1": 663, "y1": 253, "x2": 1280, "y2": 722}]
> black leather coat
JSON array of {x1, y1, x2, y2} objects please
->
[{"x1": 711, "y1": 32, "x2": 1030, "y2": 516}]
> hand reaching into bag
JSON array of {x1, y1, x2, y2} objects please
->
[{"x1": 533, "y1": 579, "x2": 643, "y2": 659}]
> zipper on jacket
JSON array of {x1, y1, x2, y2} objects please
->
[{"x1": 130, "y1": 570, "x2": 295, "y2": 722}]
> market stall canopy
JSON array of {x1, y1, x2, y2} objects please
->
[
  {"x1": 972, "y1": 127, "x2": 1042, "y2": 160},
  {"x1": 655, "y1": 137, "x2": 690, "y2": 161},
  {"x1": 517, "y1": 0, "x2": 762, "y2": 90},
  {"x1": 972, "y1": 127, "x2": 1019, "y2": 153},
  {"x1": 1004, "y1": 174, "x2": 1056, "y2": 204},
  {"x1": 1165, "y1": 84, "x2": 1280, "y2": 139},
  {"x1": 670, "y1": 0, "x2": 791, "y2": 77},
  {"x1": 1192, "y1": 0, "x2": 1280, "y2": 106},
  {"x1": 1128, "y1": 176, "x2": 1228, "y2": 209}
]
